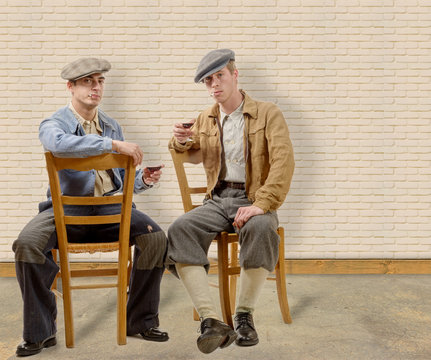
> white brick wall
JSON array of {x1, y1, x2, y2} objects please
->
[{"x1": 1, "y1": 1, "x2": 430, "y2": 261}]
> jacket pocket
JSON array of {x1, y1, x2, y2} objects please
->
[
  {"x1": 200, "y1": 128, "x2": 219, "y2": 170},
  {"x1": 248, "y1": 123, "x2": 266, "y2": 153}
]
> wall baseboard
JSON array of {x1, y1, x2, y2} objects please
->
[{"x1": 1, "y1": 259, "x2": 430, "y2": 277}]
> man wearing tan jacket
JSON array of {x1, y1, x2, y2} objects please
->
[{"x1": 167, "y1": 49, "x2": 294, "y2": 354}]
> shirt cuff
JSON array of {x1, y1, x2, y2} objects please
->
[{"x1": 134, "y1": 169, "x2": 153, "y2": 192}]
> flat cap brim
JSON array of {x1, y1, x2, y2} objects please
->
[
  {"x1": 194, "y1": 49, "x2": 235, "y2": 83},
  {"x1": 61, "y1": 58, "x2": 111, "y2": 81}
]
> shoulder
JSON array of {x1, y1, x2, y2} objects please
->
[
  {"x1": 199, "y1": 103, "x2": 219, "y2": 119},
  {"x1": 98, "y1": 108, "x2": 117, "y2": 124},
  {"x1": 98, "y1": 108, "x2": 122, "y2": 129},
  {"x1": 49, "y1": 105, "x2": 73, "y2": 120},
  {"x1": 41, "y1": 106, "x2": 76, "y2": 129},
  {"x1": 244, "y1": 92, "x2": 284, "y2": 121}
]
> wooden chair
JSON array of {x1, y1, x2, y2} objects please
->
[
  {"x1": 169, "y1": 148, "x2": 292, "y2": 327},
  {"x1": 45, "y1": 152, "x2": 136, "y2": 348}
]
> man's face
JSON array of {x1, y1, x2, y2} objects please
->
[
  {"x1": 203, "y1": 66, "x2": 238, "y2": 104},
  {"x1": 67, "y1": 73, "x2": 105, "y2": 109}
]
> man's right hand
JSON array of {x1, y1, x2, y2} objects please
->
[
  {"x1": 112, "y1": 140, "x2": 143, "y2": 166},
  {"x1": 173, "y1": 120, "x2": 195, "y2": 144}
]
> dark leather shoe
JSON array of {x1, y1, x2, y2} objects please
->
[
  {"x1": 197, "y1": 318, "x2": 237, "y2": 354},
  {"x1": 16, "y1": 335, "x2": 57, "y2": 357},
  {"x1": 234, "y1": 312, "x2": 259, "y2": 346},
  {"x1": 140, "y1": 327, "x2": 169, "y2": 342}
]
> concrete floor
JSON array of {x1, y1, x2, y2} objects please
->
[{"x1": 1, "y1": 274, "x2": 431, "y2": 360}]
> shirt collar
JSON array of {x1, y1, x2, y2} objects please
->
[
  {"x1": 219, "y1": 100, "x2": 244, "y2": 123},
  {"x1": 68, "y1": 102, "x2": 102, "y2": 132}
]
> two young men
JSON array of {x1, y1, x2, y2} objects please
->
[{"x1": 13, "y1": 49, "x2": 294, "y2": 356}]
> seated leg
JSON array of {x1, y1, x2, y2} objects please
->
[
  {"x1": 12, "y1": 210, "x2": 59, "y2": 355},
  {"x1": 234, "y1": 212, "x2": 280, "y2": 347}
]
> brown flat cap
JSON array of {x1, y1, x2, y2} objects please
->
[{"x1": 61, "y1": 58, "x2": 111, "y2": 81}]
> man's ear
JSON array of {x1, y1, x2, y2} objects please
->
[{"x1": 66, "y1": 81, "x2": 74, "y2": 93}]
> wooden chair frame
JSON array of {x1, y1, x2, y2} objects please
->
[
  {"x1": 170, "y1": 148, "x2": 292, "y2": 327},
  {"x1": 45, "y1": 152, "x2": 136, "y2": 347}
]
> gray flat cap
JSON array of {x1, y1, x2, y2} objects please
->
[
  {"x1": 194, "y1": 49, "x2": 235, "y2": 83},
  {"x1": 61, "y1": 57, "x2": 111, "y2": 81}
]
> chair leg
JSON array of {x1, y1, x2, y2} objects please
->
[
  {"x1": 51, "y1": 249, "x2": 58, "y2": 292},
  {"x1": 117, "y1": 244, "x2": 129, "y2": 345},
  {"x1": 217, "y1": 233, "x2": 233, "y2": 327},
  {"x1": 193, "y1": 308, "x2": 200, "y2": 321},
  {"x1": 59, "y1": 257, "x2": 75, "y2": 348},
  {"x1": 275, "y1": 227, "x2": 292, "y2": 324},
  {"x1": 127, "y1": 246, "x2": 132, "y2": 288}
]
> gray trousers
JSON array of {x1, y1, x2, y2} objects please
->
[
  {"x1": 166, "y1": 187, "x2": 280, "y2": 277},
  {"x1": 13, "y1": 203, "x2": 167, "y2": 343}
]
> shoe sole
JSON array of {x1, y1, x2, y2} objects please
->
[
  {"x1": 141, "y1": 335, "x2": 169, "y2": 342},
  {"x1": 220, "y1": 330, "x2": 237, "y2": 349},
  {"x1": 197, "y1": 330, "x2": 237, "y2": 354},
  {"x1": 16, "y1": 337, "x2": 57, "y2": 357},
  {"x1": 235, "y1": 337, "x2": 259, "y2": 347}
]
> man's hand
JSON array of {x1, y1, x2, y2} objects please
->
[
  {"x1": 233, "y1": 205, "x2": 264, "y2": 229},
  {"x1": 173, "y1": 119, "x2": 195, "y2": 144},
  {"x1": 112, "y1": 140, "x2": 143, "y2": 166},
  {"x1": 142, "y1": 165, "x2": 164, "y2": 185}
]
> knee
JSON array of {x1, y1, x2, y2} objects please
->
[
  {"x1": 242, "y1": 216, "x2": 277, "y2": 238},
  {"x1": 167, "y1": 217, "x2": 187, "y2": 239},
  {"x1": 134, "y1": 230, "x2": 167, "y2": 270},
  {"x1": 13, "y1": 235, "x2": 44, "y2": 264}
]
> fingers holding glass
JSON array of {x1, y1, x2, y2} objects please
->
[{"x1": 182, "y1": 121, "x2": 195, "y2": 142}]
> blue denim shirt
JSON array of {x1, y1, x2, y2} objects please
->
[{"x1": 39, "y1": 106, "x2": 149, "y2": 211}]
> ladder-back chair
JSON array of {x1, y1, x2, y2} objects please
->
[{"x1": 45, "y1": 152, "x2": 135, "y2": 347}]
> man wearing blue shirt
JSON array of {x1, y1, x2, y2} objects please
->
[{"x1": 13, "y1": 58, "x2": 169, "y2": 357}]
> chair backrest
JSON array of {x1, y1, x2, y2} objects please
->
[
  {"x1": 44, "y1": 152, "x2": 136, "y2": 253},
  {"x1": 169, "y1": 148, "x2": 207, "y2": 213}
]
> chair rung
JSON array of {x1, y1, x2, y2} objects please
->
[
  {"x1": 71, "y1": 283, "x2": 118, "y2": 290},
  {"x1": 62, "y1": 195, "x2": 123, "y2": 205},
  {"x1": 189, "y1": 187, "x2": 207, "y2": 194},
  {"x1": 64, "y1": 214, "x2": 122, "y2": 225},
  {"x1": 226, "y1": 266, "x2": 240, "y2": 275},
  {"x1": 70, "y1": 269, "x2": 118, "y2": 277}
]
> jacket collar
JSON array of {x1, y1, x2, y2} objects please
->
[
  {"x1": 62, "y1": 106, "x2": 115, "y2": 132},
  {"x1": 208, "y1": 89, "x2": 257, "y2": 120}
]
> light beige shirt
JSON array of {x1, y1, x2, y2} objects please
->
[
  {"x1": 68, "y1": 102, "x2": 115, "y2": 196},
  {"x1": 219, "y1": 101, "x2": 246, "y2": 183}
]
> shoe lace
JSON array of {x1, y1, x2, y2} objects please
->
[
  {"x1": 235, "y1": 313, "x2": 254, "y2": 329},
  {"x1": 197, "y1": 317, "x2": 207, "y2": 334}
]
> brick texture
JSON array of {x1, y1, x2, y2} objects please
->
[{"x1": 1, "y1": 1, "x2": 430, "y2": 261}]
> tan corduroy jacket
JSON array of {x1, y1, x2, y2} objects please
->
[{"x1": 169, "y1": 90, "x2": 295, "y2": 213}]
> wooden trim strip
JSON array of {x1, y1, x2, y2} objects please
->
[
  {"x1": 283, "y1": 259, "x2": 431, "y2": 274},
  {"x1": 1, "y1": 259, "x2": 431, "y2": 277}
]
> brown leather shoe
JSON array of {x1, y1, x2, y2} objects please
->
[
  {"x1": 234, "y1": 312, "x2": 259, "y2": 346},
  {"x1": 16, "y1": 335, "x2": 57, "y2": 357},
  {"x1": 197, "y1": 318, "x2": 237, "y2": 354},
  {"x1": 140, "y1": 327, "x2": 169, "y2": 342}
]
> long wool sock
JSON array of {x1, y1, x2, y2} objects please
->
[
  {"x1": 175, "y1": 263, "x2": 219, "y2": 320},
  {"x1": 235, "y1": 267, "x2": 269, "y2": 314}
]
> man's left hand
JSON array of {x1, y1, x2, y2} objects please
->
[
  {"x1": 142, "y1": 165, "x2": 164, "y2": 185},
  {"x1": 233, "y1": 205, "x2": 264, "y2": 229}
]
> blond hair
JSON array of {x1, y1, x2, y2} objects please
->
[{"x1": 226, "y1": 60, "x2": 237, "y2": 74}]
